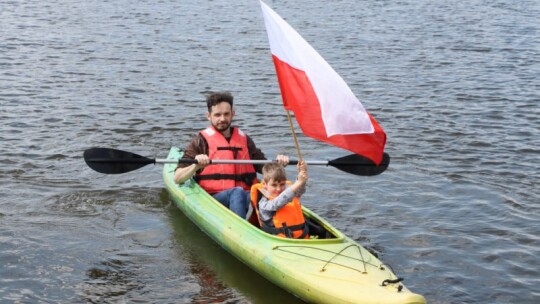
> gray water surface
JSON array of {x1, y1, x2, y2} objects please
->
[{"x1": 1, "y1": 0, "x2": 539, "y2": 303}]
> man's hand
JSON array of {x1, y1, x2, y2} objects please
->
[
  {"x1": 194, "y1": 154, "x2": 211, "y2": 169},
  {"x1": 275, "y1": 154, "x2": 289, "y2": 166}
]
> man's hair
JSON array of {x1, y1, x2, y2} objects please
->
[
  {"x1": 262, "y1": 163, "x2": 287, "y2": 182},
  {"x1": 206, "y1": 92, "x2": 233, "y2": 112}
]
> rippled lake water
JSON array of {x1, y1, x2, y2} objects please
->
[{"x1": 1, "y1": 0, "x2": 539, "y2": 303}]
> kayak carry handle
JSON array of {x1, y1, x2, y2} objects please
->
[{"x1": 381, "y1": 278, "x2": 404, "y2": 286}]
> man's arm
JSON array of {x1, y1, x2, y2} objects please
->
[
  {"x1": 174, "y1": 135, "x2": 209, "y2": 184},
  {"x1": 246, "y1": 135, "x2": 266, "y2": 173},
  {"x1": 246, "y1": 135, "x2": 289, "y2": 173},
  {"x1": 176, "y1": 134, "x2": 207, "y2": 168},
  {"x1": 174, "y1": 163, "x2": 201, "y2": 184}
]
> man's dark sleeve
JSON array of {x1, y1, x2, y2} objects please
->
[
  {"x1": 246, "y1": 135, "x2": 266, "y2": 173},
  {"x1": 176, "y1": 134, "x2": 208, "y2": 170}
]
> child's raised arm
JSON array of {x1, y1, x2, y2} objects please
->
[{"x1": 290, "y1": 161, "x2": 308, "y2": 194}]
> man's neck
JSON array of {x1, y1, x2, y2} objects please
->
[{"x1": 220, "y1": 127, "x2": 233, "y2": 140}]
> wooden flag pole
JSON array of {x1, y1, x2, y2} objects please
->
[{"x1": 286, "y1": 110, "x2": 303, "y2": 162}]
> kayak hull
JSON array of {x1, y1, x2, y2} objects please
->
[{"x1": 163, "y1": 147, "x2": 425, "y2": 304}]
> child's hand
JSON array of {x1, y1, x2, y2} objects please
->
[{"x1": 297, "y1": 161, "x2": 308, "y2": 183}]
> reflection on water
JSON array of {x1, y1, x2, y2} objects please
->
[
  {"x1": 164, "y1": 189, "x2": 304, "y2": 304},
  {"x1": 83, "y1": 258, "x2": 142, "y2": 302}
]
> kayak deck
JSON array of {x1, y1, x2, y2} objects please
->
[{"x1": 163, "y1": 147, "x2": 425, "y2": 304}]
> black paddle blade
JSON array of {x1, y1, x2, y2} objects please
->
[
  {"x1": 83, "y1": 147, "x2": 155, "y2": 174},
  {"x1": 328, "y1": 152, "x2": 390, "y2": 176}
]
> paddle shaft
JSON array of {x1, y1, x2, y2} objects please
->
[
  {"x1": 89, "y1": 158, "x2": 323, "y2": 166},
  {"x1": 164, "y1": 159, "x2": 317, "y2": 165}
]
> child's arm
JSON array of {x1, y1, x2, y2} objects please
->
[
  {"x1": 290, "y1": 161, "x2": 308, "y2": 195},
  {"x1": 259, "y1": 188, "x2": 296, "y2": 212},
  {"x1": 259, "y1": 161, "x2": 309, "y2": 212}
]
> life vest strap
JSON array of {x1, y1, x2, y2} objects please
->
[
  {"x1": 262, "y1": 222, "x2": 309, "y2": 239},
  {"x1": 217, "y1": 146, "x2": 242, "y2": 157},
  {"x1": 195, "y1": 172, "x2": 257, "y2": 186},
  {"x1": 217, "y1": 147, "x2": 242, "y2": 151}
]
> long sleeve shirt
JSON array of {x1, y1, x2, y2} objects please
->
[{"x1": 257, "y1": 184, "x2": 305, "y2": 224}]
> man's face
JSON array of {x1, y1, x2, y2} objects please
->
[{"x1": 207, "y1": 102, "x2": 234, "y2": 132}]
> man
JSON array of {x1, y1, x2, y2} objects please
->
[{"x1": 174, "y1": 92, "x2": 288, "y2": 218}]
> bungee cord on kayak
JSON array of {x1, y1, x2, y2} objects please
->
[
  {"x1": 272, "y1": 244, "x2": 381, "y2": 274},
  {"x1": 272, "y1": 243, "x2": 408, "y2": 291}
]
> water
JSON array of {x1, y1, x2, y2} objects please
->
[{"x1": 1, "y1": 0, "x2": 539, "y2": 303}]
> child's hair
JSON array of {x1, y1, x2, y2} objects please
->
[{"x1": 262, "y1": 162, "x2": 287, "y2": 182}]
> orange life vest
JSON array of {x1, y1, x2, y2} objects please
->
[
  {"x1": 250, "y1": 182, "x2": 309, "y2": 239},
  {"x1": 195, "y1": 126, "x2": 258, "y2": 194}
]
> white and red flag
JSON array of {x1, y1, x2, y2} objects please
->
[{"x1": 260, "y1": 1, "x2": 387, "y2": 165}]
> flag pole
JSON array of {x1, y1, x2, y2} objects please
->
[{"x1": 286, "y1": 110, "x2": 303, "y2": 161}]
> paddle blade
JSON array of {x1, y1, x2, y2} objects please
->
[
  {"x1": 84, "y1": 147, "x2": 155, "y2": 174},
  {"x1": 328, "y1": 153, "x2": 390, "y2": 176}
]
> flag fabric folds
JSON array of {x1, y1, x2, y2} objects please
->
[{"x1": 260, "y1": 1, "x2": 387, "y2": 165}]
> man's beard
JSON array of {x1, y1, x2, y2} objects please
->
[{"x1": 213, "y1": 121, "x2": 231, "y2": 132}]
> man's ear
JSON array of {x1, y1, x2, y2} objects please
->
[{"x1": 206, "y1": 112, "x2": 211, "y2": 121}]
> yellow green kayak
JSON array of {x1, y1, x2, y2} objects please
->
[{"x1": 163, "y1": 147, "x2": 426, "y2": 304}]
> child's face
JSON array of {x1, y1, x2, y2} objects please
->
[{"x1": 263, "y1": 178, "x2": 287, "y2": 197}]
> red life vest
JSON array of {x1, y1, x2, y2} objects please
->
[
  {"x1": 196, "y1": 126, "x2": 258, "y2": 194},
  {"x1": 250, "y1": 182, "x2": 309, "y2": 239}
]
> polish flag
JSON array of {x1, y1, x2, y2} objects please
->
[{"x1": 260, "y1": 1, "x2": 387, "y2": 165}]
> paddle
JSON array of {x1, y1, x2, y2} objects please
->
[{"x1": 83, "y1": 147, "x2": 390, "y2": 176}]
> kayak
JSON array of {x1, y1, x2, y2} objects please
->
[{"x1": 163, "y1": 147, "x2": 426, "y2": 304}]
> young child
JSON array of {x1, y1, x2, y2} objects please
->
[{"x1": 250, "y1": 161, "x2": 328, "y2": 239}]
